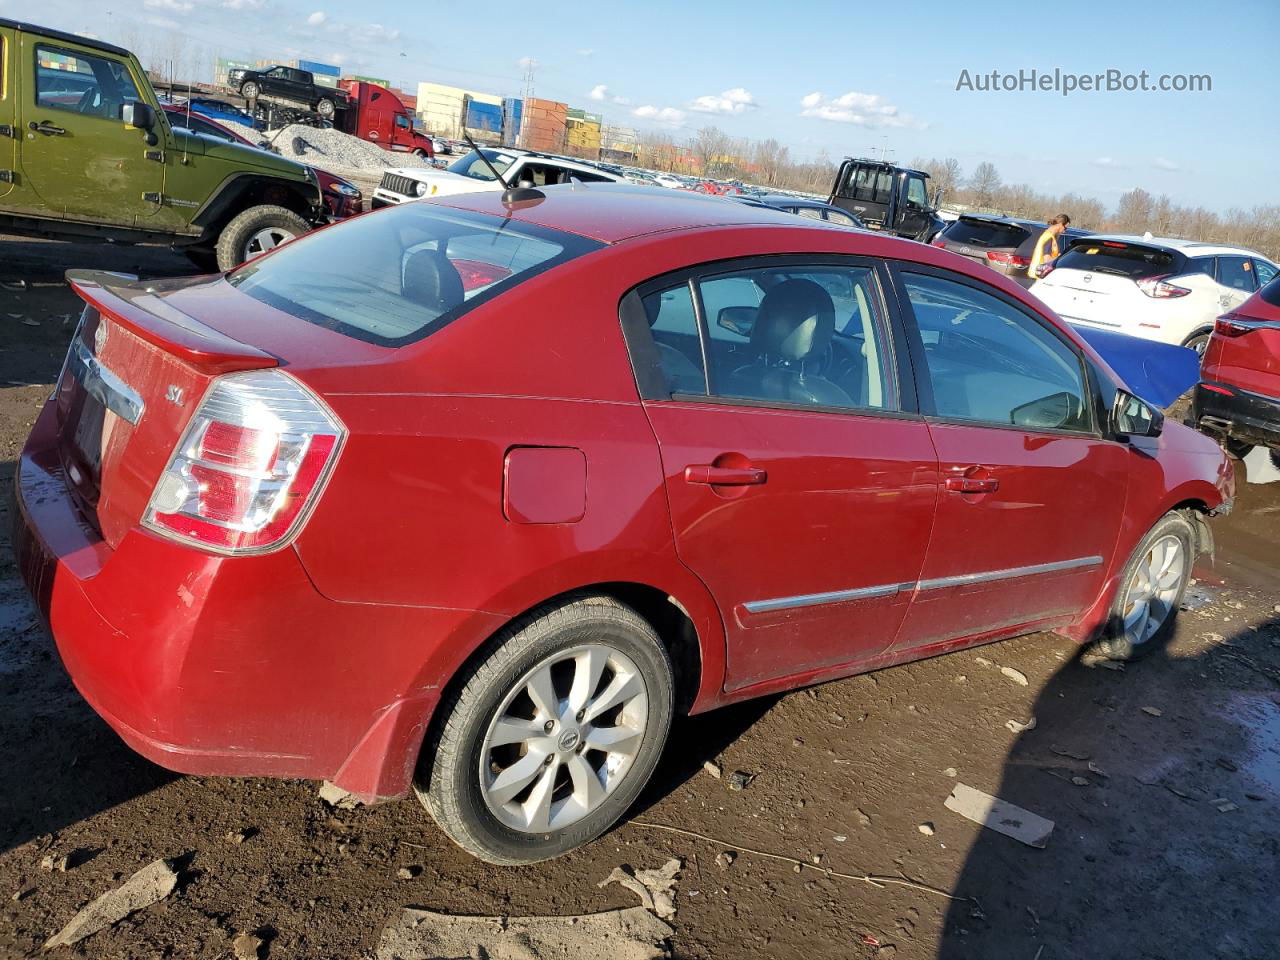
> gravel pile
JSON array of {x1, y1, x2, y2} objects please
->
[{"x1": 266, "y1": 124, "x2": 434, "y2": 179}]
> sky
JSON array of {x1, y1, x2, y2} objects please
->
[{"x1": 5, "y1": 0, "x2": 1277, "y2": 212}]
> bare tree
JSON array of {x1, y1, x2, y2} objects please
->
[
  {"x1": 751, "y1": 138, "x2": 789, "y2": 187},
  {"x1": 968, "y1": 162, "x2": 1002, "y2": 209},
  {"x1": 690, "y1": 126, "x2": 732, "y2": 178},
  {"x1": 1114, "y1": 188, "x2": 1155, "y2": 233}
]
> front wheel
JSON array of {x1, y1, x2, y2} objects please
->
[
  {"x1": 240, "y1": 81, "x2": 260, "y2": 100},
  {"x1": 412, "y1": 147, "x2": 428, "y2": 159},
  {"x1": 417, "y1": 595, "x2": 674, "y2": 864},
  {"x1": 1087, "y1": 512, "x2": 1195, "y2": 661},
  {"x1": 316, "y1": 98, "x2": 336, "y2": 119},
  {"x1": 215, "y1": 204, "x2": 310, "y2": 270}
]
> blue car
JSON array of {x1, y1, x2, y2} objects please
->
[{"x1": 183, "y1": 97, "x2": 258, "y2": 130}]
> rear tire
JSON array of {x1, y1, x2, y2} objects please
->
[
  {"x1": 416, "y1": 595, "x2": 674, "y2": 865},
  {"x1": 1087, "y1": 512, "x2": 1195, "y2": 662},
  {"x1": 1182, "y1": 330, "x2": 1211, "y2": 357},
  {"x1": 215, "y1": 205, "x2": 309, "y2": 270}
]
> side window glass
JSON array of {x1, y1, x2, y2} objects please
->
[
  {"x1": 640, "y1": 283, "x2": 706, "y2": 395},
  {"x1": 699, "y1": 265, "x2": 893, "y2": 411},
  {"x1": 906, "y1": 176, "x2": 929, "y2": 208},
  {"x1": 1218, "y1": 256, "x2": 1256, "y2": 292},
  {"x1": 825, "y1": 209, "x2": 858, "y2": 226},
  {"x1": 36, "y1": 47, "x2": 140, "y2": 118},
  {"x1": 794, "y1": 207, "x2": 825, "y2": 221},
  {"x1": 1254, "y1": 259, "x2": 1278, "y2": 287},
  {"x1": 1185, "y1": 257, "x2": 1217, "y2": 279},
  {"x1": 903, "y1": 272, "x2": 1091, "y2": 432}
]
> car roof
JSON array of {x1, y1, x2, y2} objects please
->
[
  {"x1": 0, "y1": 18, "x2": 131, "y2": 56},
  {"x1": 1077, "y1": 234, "x2": 1268, "y2": 258},
  {"x1": 432, "y1": 182, "x2": 812, "y2": 243},
  {"x1": 842, "y1": 157, "x2": 929, "y2": 178}
]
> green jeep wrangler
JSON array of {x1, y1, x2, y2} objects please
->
[{"x1": 0, "y1": 19, "x2": 326, "y2": 271}]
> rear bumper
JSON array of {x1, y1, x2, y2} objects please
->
[
  {"x1": 1194, "y1": 382, "x2": 1280, "y2": 450},
  {"x1": 12, "y1": 399, "x2": 501, "y2": 800}
]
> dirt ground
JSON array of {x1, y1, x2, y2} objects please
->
[{"x1": 1, "y1": 235, "x2": 1277, "y2": 960}]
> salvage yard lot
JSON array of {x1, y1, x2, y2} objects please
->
[{"x1": 1, "y1": 236, "x2": 1278, "y2": 959}]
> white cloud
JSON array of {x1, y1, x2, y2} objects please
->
[
  {"x1": 220, "y1": 0, "x2": 267, "y2": 8},
  {"x1": 588, "y1": 84, "x2": 629, "y2": 105},
  {"x1": 633, "y1": 105, "x2": 687, "y2": 126},
  {"x1": 144, "y1": 0, "x2": 194, "y2": 12},
  {"x1": 799, "y1": 90, "x2": 916, "y2": 128},
  {"x1": 577, "y1": 48, "x2": 594, "y2": 57},
  {"x1": 689, "y1": 87, "x2": 756, "y2": 115},
  {"x1": 1153, "y1": 157, "x2": 1180, "y2": 171},
  {"x1": 517, "y1": 56, "x2": 540, "y2": 70},
  {"x1": 351, "y1": 22, "x2": 400, "y2": 43},
  {"x1": 307, "y1": 10, "x2": 327, "y2": 25},
  {"x1": 1092, "y1": 156, "x2": 1117, "y2": 167}
]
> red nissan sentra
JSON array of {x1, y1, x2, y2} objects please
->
[{"x1": 13, "y1": 184, "x2": 1233, "y2": 864}]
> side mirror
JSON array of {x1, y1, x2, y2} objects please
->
[
  {"x1": 1112, "y1": 389, "x2": 1163, "y2": 439},
  {"x1": 718, "y1": 305, "x2": 757, "y2": 338},
  {"x1": 122, "y1": 102, "x2": 155, "y2": 130}
]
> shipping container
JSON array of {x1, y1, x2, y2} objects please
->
[
  {"x1": 464, "y1": 97, "x2": 504, "y2": 135},
  {"x1": 418, "y1": 82, "x2": 469, "y2": 138},
  {"x1": 313, "y1": 75, "x2": 340, "y2": 89},
  {"x1": 349, "y1": 74, "x2": 391, "y2": 88},
  {"x1": 215, "y1": 57, "x2": 255, "y2": 87},
  {"x1": 502, "y1": 97, "x2": 523, "y2": 147},
  {"x1": 298, "y1": 59, "x2": 341, "y2": 77}
]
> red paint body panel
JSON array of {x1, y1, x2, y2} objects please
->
[
  {"x1": 1201, "y1": 291, "x2": 1280, "y2": 400},
  {"x1": 12, "y1": 189, "x2": 1234, "y2": 801}
]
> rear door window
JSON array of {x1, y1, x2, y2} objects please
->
[
  {"x1": 1218, "y1": 256, "x2": 1258, "y2": 292},
  {"x1": 227, "y1": 204, "x2": 600, "y2": 346},
  {"x1": 1055, "y1": 241, "x2": 1178, "y2": 280}
]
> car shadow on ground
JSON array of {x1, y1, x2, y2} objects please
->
[
  {"x1": 935, "y1": 614, "x2": 1280, "y2": 959},
  {"x1": 0, "y1": 457, "x2": 180, "y2": 856}
]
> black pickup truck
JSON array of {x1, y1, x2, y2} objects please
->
[
  {"x1": 828, "y1": 158, "x2": 945, "y2": 242},
  {"x1": 227, "y1": 65, "x2": 348, "y2": 119}
]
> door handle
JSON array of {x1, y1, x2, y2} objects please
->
[
  {"x1": 945, "y1": 475, "x2": 999, "y2": 493},
  {"x1": 685, "y1": 464, "x2": 767, "y2": 486},
  {"x1": 29, "y1": 120, "x2": 67, "y2": 136}
]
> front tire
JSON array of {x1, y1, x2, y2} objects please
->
[
  {"x1": 240, "y1": 81, "x2": 260, "y2": 100},
  {"x1": 215, "y1": 204, "x2": 309, "y2": 270},
  {"x1": 1088, "y1": 512, "x2": 1195, "y2": 661},
  {"x1": 417, "y1": 595, "x2": 674, "y2": 865},
  {"x1": 316, "y1": 98, "x2": 336, "y2": 119}
]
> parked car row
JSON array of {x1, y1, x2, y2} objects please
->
[{"x1": 931, "y1": 214, "x2": 1094, "y2": 288}]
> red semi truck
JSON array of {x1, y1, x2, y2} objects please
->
[{"x1": 338, "y1": 81, "x2": 434, "y2": 158}]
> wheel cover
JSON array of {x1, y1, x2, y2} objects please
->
[
  {"x1": 1121, "y1": 534, "x2": 1184, "y2": 647},
  {"x1": 479, "y1": 643, "x2": 648, "y2": 833},
  {"x1": 244, "y1": 226, "x2": 296, "y2": 259}
]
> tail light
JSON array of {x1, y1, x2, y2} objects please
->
[
  {"x1": 1136, "y1": 275, "x2": 1192, "y2": 299},
  {"x1": 1214, "y1": 316, "x2": 1254, "y2": 338},
  {"x1": 986, "y1": 251, "x2": 1030, "y2": 267},
  {"x1": 144, "y1": 370, "x2": 345, "y2": 555}
]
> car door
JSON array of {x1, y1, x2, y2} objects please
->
[
  {"x1": 1217, "y1": 255, "x2": 1259, "y2": 314},
  {"x1": 889, "y1": 266, "x2": 1128, "y2": 651},
  {"x1": 620, "y1": 256, "x2": 939, "y2": 693},
  {"x1": 0, "y1": 26, "x2": 16, "y2": 201},
  {"x1": 895, "y1": 174, "x2": 932, "y2": 239},
  {"x1": 17, "y1": 40, "x2": 160, "y2": 226}
]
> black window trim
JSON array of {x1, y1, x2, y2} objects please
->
[
  {"x1": 618, "y1": 253, "x2": 920, "y2": 419},
  {"x1": 885, "y1": 260, "x2": 1107, "y2": 440}
]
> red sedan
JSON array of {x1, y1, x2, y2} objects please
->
[{"x1": 13, "y1": 185, "x2": 1233, "y2": 864}]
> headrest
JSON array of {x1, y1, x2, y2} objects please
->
[
  {"x1": 403, "y1": 248, "x2": 465, "y2": 314},
  {"x1": 750, "y1": 278, "x2": 835, "y2": 362}
]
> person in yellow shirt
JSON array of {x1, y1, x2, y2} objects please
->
[{"x1": 1029, "y1": 214, "x2": 1071, "y2": 280}]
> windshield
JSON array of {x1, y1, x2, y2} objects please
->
[
  {"x1": 1056, "y1": 241, "x2": 1179, "y2": 279},
  {"x1": 447, "y1": 149, "x2": 518, "y2": 182},
  {"x1": 227, "y1": 205, "x2": 601, "y2": 346}
]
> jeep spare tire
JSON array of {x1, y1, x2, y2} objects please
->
[{"x1": 215, "y1": 205, "x2": 309, "y2": 270}]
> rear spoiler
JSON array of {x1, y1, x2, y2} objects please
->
[{"x1": 67, "y1": 269, "x2": 278, "y2": 375}]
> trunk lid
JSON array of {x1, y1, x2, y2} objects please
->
[{"x1": 56, "y1": 270, "x2": 279, "y2": 549}]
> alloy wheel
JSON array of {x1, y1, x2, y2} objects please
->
[
  {"x1": 479, "y1": 643, "x2": 648, "y2": 833},
  {"x1": 1120, "y1": 534, "x2": 1184, "y2": 647},
  {"x1": 244, "y1": 227, "x2": 297, "y2": 260}
]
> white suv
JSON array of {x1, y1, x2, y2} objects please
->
[
  {"x1": 372, "y1": 147, "x2": 623, "y2": 207},
  {"x1": 1029, "y1": 235, "x2": 1279, "y2": 354}
]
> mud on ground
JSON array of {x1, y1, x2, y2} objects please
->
[{"x1": 1, "y1": 236, "x2": 1277, "y2": 960}]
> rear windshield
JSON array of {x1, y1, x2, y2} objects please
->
[
  {"x1": 941, "y1": 218, "x2": 1034, "y2": 249},
  {"x1": 227, "y1": 204, "x2": 601, "y2": 346},
  {"x1": 1056, "y1": 241, "x2": 1178, "y2": 279}
]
